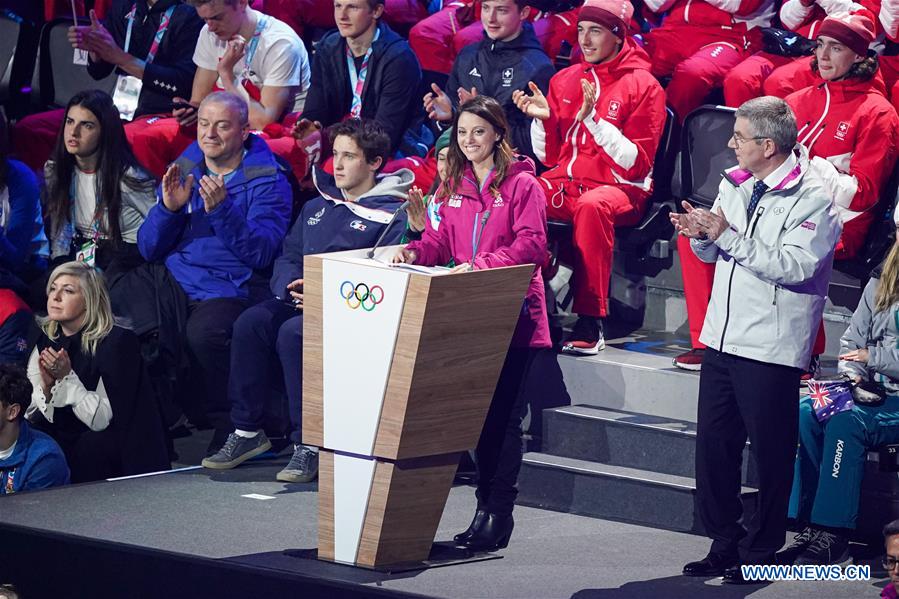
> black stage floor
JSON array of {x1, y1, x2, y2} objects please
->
[{"x1": 0, "y1": 460, "x2": 889, "y2": 599}]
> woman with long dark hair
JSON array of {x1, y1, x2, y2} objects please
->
[
  {"x1": 25, "y1": 262, "x2": 168, "y2": 483},
  {"x1": 393, "y1": 95, "x2": 551, "y2": 551},
  {"x1": 44, "y1": 90, "x2": 155, "y2": 276}
]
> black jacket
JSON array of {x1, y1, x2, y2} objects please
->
[
  {"x1": 446, "y1": 23, "x2": 555, "y2": 161},
  {"x1": 31, "y1": 326, "x2": 170, "y2": 482},
  {"x1": 302, "y1": 21, "x2": 422, "y2": 153},
  {"x1": 88, "y1": 0, "x2": 204, "y2": 118}
]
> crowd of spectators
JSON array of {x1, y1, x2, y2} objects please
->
[{"x1": 0, "y1": 0, "x2": 897, "y2": 574}]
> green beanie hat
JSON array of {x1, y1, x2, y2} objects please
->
[{"x1": 435, "y1": 128, "x2": 453, "y2": 154}]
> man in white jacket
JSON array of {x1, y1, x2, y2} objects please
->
[{"x1": 671, "y1": 96, "x2": 842, "y2": 584}]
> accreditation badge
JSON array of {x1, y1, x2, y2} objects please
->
[
  {"x1": 73, "y1": 48, "x2": 89, "y2": 66},
  {"x1": 112, "y1": 75, "x2": 143, "y2": 121},
  {"x1": 77, "y1": 240, "x2": 97, "y2": 268}
]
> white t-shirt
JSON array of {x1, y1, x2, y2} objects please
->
[
  {"x1": 72, "y1": 169, "x2": 98, "y2": 238},
  {"x1": 192, "y1": 9, "x2": 311, "y2": 113}
]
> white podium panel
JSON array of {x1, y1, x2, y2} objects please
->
[{"x1": 322, "y1": 260, "x2": 410, "y2": 455}]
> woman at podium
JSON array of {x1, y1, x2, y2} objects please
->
[{"x1": 393, "y1": 95, "x2": 551, "y2": 551}]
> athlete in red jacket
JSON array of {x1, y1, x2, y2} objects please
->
[
  {"x1": 643, "y1": 0, "x2": 775, "y2": 122},
  {"x1": 674, "y1": 9, "x2": 899, "y2": 372},
  {"x1": 722, "y1": 0, "x2": 882, "y2": 107},
  {"x1": 513, "y1": 0, "x2": 666, "y2": 353}
]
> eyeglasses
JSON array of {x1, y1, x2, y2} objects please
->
[
  {"x1": 731, "y1": 133, "x2": 766, "y2": 147},
  {"x1": 883, "y1": 556, "x2": 899, "y2": 570}
]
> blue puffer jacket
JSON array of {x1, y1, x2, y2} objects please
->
[
  {"x1": 137, "y1": 135, "x2": 292, "y2": 301},
  {"x1": 270, "y1": 166, "x2": 413, "y2": 299},
  {"x1": 0, "y1": 420, "x2": 69, "y2": 495}
]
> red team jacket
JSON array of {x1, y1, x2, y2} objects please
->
[
  {"x1": 786, "y1": 75, "x2": 899, "y2": 259},
  {"x1": 531, "y1": 39, "x2": 667, "y2": 198},
  {"x1": 780, "y1": 0, "x2": 882, "y2": 39}
]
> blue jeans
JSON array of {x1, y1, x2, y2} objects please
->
[
  {"x1": 228, "y1": 299, "x2": 303, "y2": 443},
  {"x1": 789, "y1": 395, "x2": 899, "y2": 529}
]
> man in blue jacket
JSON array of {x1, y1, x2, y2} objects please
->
[
  {"x1": 0, "y1": 364, "x2": 69, "y2": 495},
  {"x1": 202, "y1": 118, "x2": 411, "y2": 482},
  {"x1": 138, "y1": 91, "x2": 291, "y2": 451},
  {"x1": 422, "y1": 0, "x2": 555, "y2": 162}
]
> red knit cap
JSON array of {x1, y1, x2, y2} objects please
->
[
  {"x1": 818, "y1": 9, "x2": 876, "y2": 57},
  {"x1": 578, "y1": 0, "x2": 633, "y2": 41}
]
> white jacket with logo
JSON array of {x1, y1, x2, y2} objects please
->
[{"x1": 692, "y1": 145, "x2": 842, "y2": 369}]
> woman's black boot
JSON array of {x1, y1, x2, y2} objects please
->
[
  {"x1": 463, "y1": 513, "x2": 514, "y2": 551},
  {"x1": 453, "y1": 509, "x2": 488, "y2": 545}
]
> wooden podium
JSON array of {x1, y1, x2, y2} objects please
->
[{"x1": 302, "y1": 247, "x2": 533, "y2": 568}]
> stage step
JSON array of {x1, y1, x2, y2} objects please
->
[
  {"x1": 557, "y1": 346, "x2": 700, "y2": 423},
  {"x1": 516, "y1": 452, "x2": 758, "y2": 535},
  {"x1": 541, "y1": 405, "x2": 758, "y2": 486}
]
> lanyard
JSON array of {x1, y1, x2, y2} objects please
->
[
  {"x1": 345, "y1": 28, "x2": 380, "y2": 119},
  {"x1": 69, "y1": 175, "x2": 104, "y2": 241},
  {"x1": 241, "y1": 14, "x2": 269, "y2": 78},
  {"x1": 124, "y1": 3, "x2": 176, "y2": 64}
]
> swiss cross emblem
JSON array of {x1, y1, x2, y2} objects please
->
[
  {"x1": 607, "y1": 100, "x2": 621, "y2": 120},
  {"x1": 835, "y1": 121, "x2": 850, "y2": 140}
]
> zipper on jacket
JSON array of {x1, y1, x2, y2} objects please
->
[
  {"x1": 471, "y1": 209, "x2": 491, "y2": 264},
  {"x1": 718, "y1": 205, "x2": 766, "y2": 349}
]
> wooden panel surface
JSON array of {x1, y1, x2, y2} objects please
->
[
  {"x1": 301, "y1": 255, "x2": 324, "y2": 447},
  {"x1": 372, "y1": 276, "x2": 430, "y2": 457},
  {"x1": 355, "y1": 454, "x2": 458, "y2": 567},
  {"x1": 317, "y1": 450, "x2": 335, "y2": 561},
  {"x1": 375, "y1": 265, "x2": 533, "y2": 459}
]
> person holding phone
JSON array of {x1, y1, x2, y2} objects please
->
[
  {"x1": 393, "y1": 95, "x2": 550, "y2": 552},
  {"x1": 13, "y1": 1, "x2": 203, "y2": 174},
  {"x1": 127, "y1": 0, "x2": 311, "y2": 179}
]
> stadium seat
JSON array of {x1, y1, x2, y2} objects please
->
[
  {"x1": 671, "y1": 104, "x2": 736, "y2": 210},
  {"x1": 32, "y1": 17, "x2": 116, "y2": 111},
  {"x1": 0, "y1": 12, "x2": 21, "y2": 105}
]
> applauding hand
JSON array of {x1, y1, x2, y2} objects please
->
[
  {"x1": 161, "y1": 164, "x2": 194, "y2": 212},
  {"x1": 512, "y1": 82, "x2": 550, "y2": 121}
]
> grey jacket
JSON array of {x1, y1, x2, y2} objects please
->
[
  {"x1": 839, "y1": 274, "x2": 899, "y2": 395},
  {"x1": 693, "y1": 145, "x2": 842, "y2": 369}
]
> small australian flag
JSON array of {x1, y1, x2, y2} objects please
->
[{"x1": 808, "y1": 378, "x2": 855, "y2": 423}]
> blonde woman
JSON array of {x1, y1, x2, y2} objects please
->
[
  {"x1": 25, "y1": 262, "x2": 168, "y2": 482},
  {"x1": 786, "y1": 216, "x2": 899, "y2": 566}
]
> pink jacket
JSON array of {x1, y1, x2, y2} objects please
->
[{"x1": 405, "y1": 157, "x2": 551, "y2": 349}]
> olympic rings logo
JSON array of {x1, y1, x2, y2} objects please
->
[{"x1": 340, "y1": 280, "x2": 385, "y2": 311}]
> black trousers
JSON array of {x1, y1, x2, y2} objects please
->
[
  {"x1": 475, "y1": 347, "x2": 542, "y2": 517},
  {"x1": 184, "y1": 297, "x2": 249, "y2": 432},
  {"x1": 695, "y1": 348, "x2": 800, "y2": 564}
]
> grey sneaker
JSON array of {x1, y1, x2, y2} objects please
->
[
  {"x1": 201, "y1": 432, "x2": 272, "y2": 470},
  {"x1": 277, "y1": 444, "x2": 319, "y2": 482}
]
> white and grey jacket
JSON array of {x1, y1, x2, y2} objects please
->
[
  {"x1": 692, "y1": 144, "x2": 842, "y2": 369},
  {"x1": 839, "y1": 274, "x2": 899, "y2": 395}
]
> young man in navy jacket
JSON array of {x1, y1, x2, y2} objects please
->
[
  {"x1": 138, "y1": 91, "x2": 291, "y2": 452},
  {"x1": 423, "y1": 0, "x2": 555, "y2": 163},
  {"x1": 0, "y1": 365, "x2": 69, "y2": 495},
  {"x1": 202, "y1": 118, "x2": 411, "y2": 481}
]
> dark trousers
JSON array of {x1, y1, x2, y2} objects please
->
[
  {"x1": 696, "y1": 348, "x2": 800, "y2": 564},
  {"x1": 185, "y1": 298, "x2": 249, "y2": 433},
  {"x1": 228, "y1": 298, "x2": 304, "y2": 443},
  {"x1": 475, "y1": 347, "x2": 542, "y2": 517}
]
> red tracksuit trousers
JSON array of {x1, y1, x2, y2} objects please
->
[
  {"x1": 542, "y1": 178, "x2": 647, "y2": 318},
  {"x1": 644, "y1": 24, "x2": 749, "y2": 123}
]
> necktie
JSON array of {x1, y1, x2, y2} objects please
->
[{"x1": 747, "y1": 180, "x2": 768, "y2": 220}]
